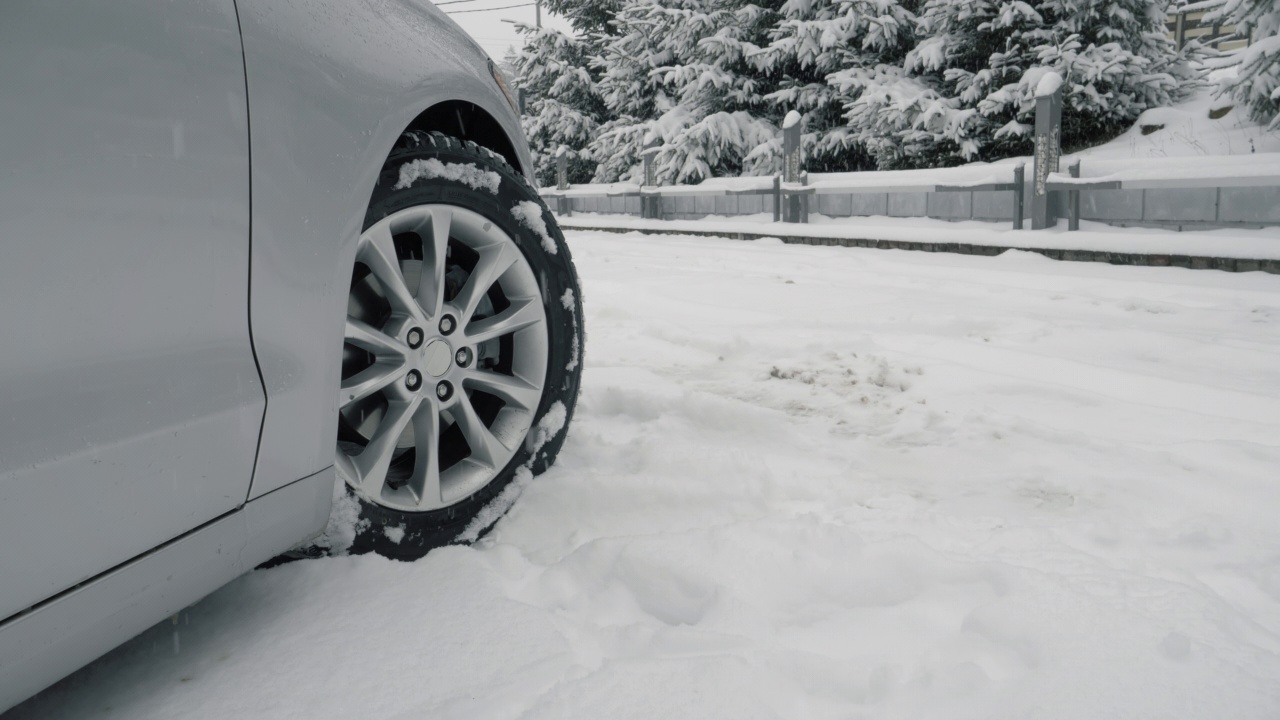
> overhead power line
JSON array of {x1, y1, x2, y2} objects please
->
[{"x1": 444, "y1": 2, "x2": 535, "y2": 14}]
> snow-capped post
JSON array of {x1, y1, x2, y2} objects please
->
[
  {"x1": 641, "y1": 137, "x2": 662, "y2": 220},
  {"x1": 1031, "y1": 71, "x2": 1064, "y2": 230},
  {"x1": 782, "y1": 110, "x2": 804, "y2": 223}
]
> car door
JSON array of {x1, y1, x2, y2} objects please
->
[{"x1": 0, "y1": 0, "x2": 265, "y2": 622}]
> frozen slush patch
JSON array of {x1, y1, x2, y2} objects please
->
[
  {"x1": 562, "y1": 289, "x2": 580, "y2": 372},
  {"x1": 457, "y1": 401, "x2": 568, "y2": 544},
  {"x1": 313, "y1": 475, "x2": 368, "y2": 555},
  {"x1": 395, "y1": 159, "x2": 501, "y2": 194},
  {"x1": 512, "y1": 201, "x2": 558, "y2": 254},
  {"x1": 382, "y1": 524, "x2": 406, "y2": 544}
]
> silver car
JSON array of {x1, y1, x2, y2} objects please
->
[{"x1": 0, "y1": 0, "x2": 583, "y2": 710}]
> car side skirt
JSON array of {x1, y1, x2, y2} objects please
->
[{"x1": 0, "y1": 467, "x2": 333, "y2": 714}]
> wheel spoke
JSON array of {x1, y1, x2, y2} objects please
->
[
  {"x1": 451, "y1": 392, "x2": 507, "y2": 469},
  {"x1": 345, "y1": 317, "x2": 407, "y2": 358},
  {"x1": 418, "y1": 208, "x2": 451, "y2": 319},
  {"x1": 464, "y1": 297, "x2": 544, "y2": 345},
  {"x1": 453, "y1": 241, "x2": 520, "y2": 325},
  {"x1": 358, "y1": 222, "x2": 422, "y2": 319},
  {"x1": 353, "y1": 398, "x2": 418, "y2": 499},
  {"x1": 462, "y1": 369, "x2": 542, "y2": 411},
  {"x1": 408, "y1": 399, "x2": 442, "y2": 508},
  {"x1": 340, "y1": 361, "x2": 405, "y2": 409}
]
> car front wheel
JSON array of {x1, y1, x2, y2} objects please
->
[{"x1": 332, "y1": 131, "x2": 583, "y2": 559}]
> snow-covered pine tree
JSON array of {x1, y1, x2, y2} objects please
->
[
  {"x1": 512, "y1": 25, "x2": 607, "y2": 186},
  {"x1": 761, "y1": 0, "x2": 917, "y2": 172},
  {"x1": 843, "y1": 0, "x2": 1200, "y2": 169},
  {"x1": 1211, "y1": 0, "x2": 1280, "y2": 129},
  {"x1": 544, "y1": 0, "x2": 627, "y2": 35},
  {"x1": 591, "y1": 0, "x2": 784, "y2": 184}
]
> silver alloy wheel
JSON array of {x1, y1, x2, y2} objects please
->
[{"x1": 336, "y1": 204, "x2": 549, "y2": 513}]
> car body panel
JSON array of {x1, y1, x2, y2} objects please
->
[
  {"x1": 0, "y1": 468, "x2": 333, "y2": 713},
  {"x1": 0, "y1": 0, "x2": 537, "y2": 711},
  {"x1": 0, "y1": 0, "x2": 265, "y2": 622},
  {"x1": 235, "y1": 0, "x2": 533, "y2": 499}
]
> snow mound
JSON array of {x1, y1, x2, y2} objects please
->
[{"x1": 1081, "y1": 88, "x2": 1280, "y2": 158}]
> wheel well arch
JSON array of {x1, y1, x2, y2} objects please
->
[{"x1": 402, "y1": 101, "x2": 523, "y2": 175}]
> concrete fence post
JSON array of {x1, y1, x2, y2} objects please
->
[
  {"x1": 1031, "y1": 72, "x2": 1064, "y2": 230},
  {"x1": 800, "y1": 171, "x2": 809, "y2": 224},
  {"x1": 555, "y1": 150, "x2": 568, "y2": 191},
  {"x1": 772, "y1": 176, "x2": 781, "y2": 223},
  {"x1": 1067, "y1": 159, "x2": 1081, "y2": 231},
  {"x1": 782, "y1": 110, "x2": 804, "y2": 223},
  {"x1": 517, "y1": 87, "x2": 527, "y2": 115},
  {"x1": 1013, "y1": 163, "x2": 1025, "y2": 229},
  {"x1": 554, "y1": 149, "x2": 570, "y2": 216},
  {"x1": 641, "y1": 140, "x2": 662, "y2": 220}
]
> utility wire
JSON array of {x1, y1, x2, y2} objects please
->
[
  {"x1": 444, "y1": 2, "x2": 535, "y2": 13},
  {"x1": 434, "y1": 0, "x2": 492, "y2": 6}
]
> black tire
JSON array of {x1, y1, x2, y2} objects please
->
[{"x1": 341, "y1": 131, "x2": 583, "y2": 560}]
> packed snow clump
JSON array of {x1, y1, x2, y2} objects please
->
[
  {"x1": 512, "y1": 201, "x2": 557, "y2": 254},
  {"x1": 395, "y1": 159, "x2": 500, "y2": 194},
  {"x1": 561, "y1": 288, "x2": 579, "y2": 372},
  {"x1": 309, "y1": 475, "x2": 368, "y2": 555},
  {"x1": 382, "y1": 525, "x2": 405, "y2": 545}
]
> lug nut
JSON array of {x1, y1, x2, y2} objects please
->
[
  {"x1": 436, "y1": 381, "x2": 453, "y2": 400},
  {"x1": 406, "y1": 327, "x2": 424, "y2": 349},
  {"x1": 455, "y1": 348, "x2": 472, "y2": 368},
  {"x1": 405, "y1": 370, "x2": 422, "y2": 391},
  {"x1": 438, "y1": 315, "x2": 456, "y2": 336}
]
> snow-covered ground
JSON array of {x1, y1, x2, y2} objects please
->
[{"x1": 13, "y1": 231, "x2": 1280, "y2": 719}]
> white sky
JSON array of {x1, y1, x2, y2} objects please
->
[{"x1": 439, "y1": 0, "x2": 574, "y2": 60}]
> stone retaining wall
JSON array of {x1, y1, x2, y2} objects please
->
[{"x1": 563, "y1": 185, "x2": 1280, "y2": 231}]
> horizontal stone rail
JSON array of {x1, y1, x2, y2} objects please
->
[
  {"x1": 542, "y1": 157, "x2": 1280, "y2": 234},
  {"x1": 542, "y1": 165, "x2": 1031, "y2": 228},
  {"x1": 556, "y1": 217, "x2": 1280, "y2": 275},
  {"x1": 1046, "y1": 157, "x2": 1280, "y2": 231}
]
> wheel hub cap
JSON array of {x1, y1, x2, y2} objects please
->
[{"x1": 421, "y1": 339, "x2": 452, "y2": 377}]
